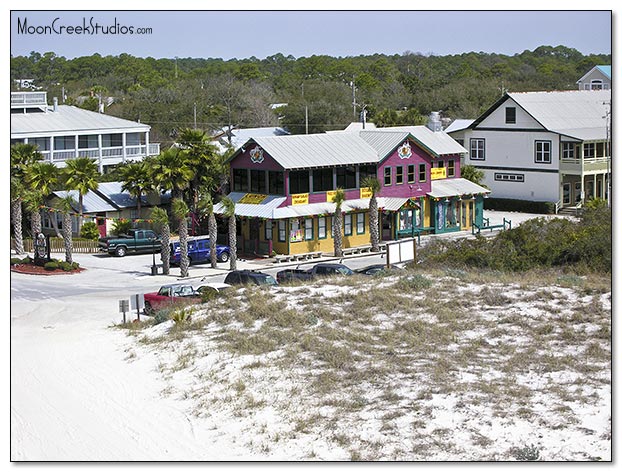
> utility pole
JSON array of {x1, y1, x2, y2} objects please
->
[
  {"x1": 193, "y1": 102, "x2": 197, "y2": 129},
  {"x1": 302, "y1": 82, "x2": 308, "y2": 134},
  {"x1": 351, "y1": 77, "x2": 356, "y2": 120},
  {"x1": 604, "y1": 100, "x2": 611, "y2": 208}
]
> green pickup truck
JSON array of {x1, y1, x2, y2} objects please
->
[{"x1": 98, "y1": 229, "x2": 162, "y2": 257}]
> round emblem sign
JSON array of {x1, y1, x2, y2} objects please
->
[
  {"x1": 397, "y1": 142, "x2": 412, "y2": 159},
  {"x1": 249, "y1": 146, "x2": 264, "y2": 164}
]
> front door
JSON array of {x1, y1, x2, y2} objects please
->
[
  {"x1": 381, "y1": 212, "x2": 393, "y2": 240},
  {"x1": 562, "y1": 183, "x2": 571, "y2": 205}
]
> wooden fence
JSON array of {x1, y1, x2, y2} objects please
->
[{"x1": 12, "y1": 238, "x2": 100, "y2": 254}]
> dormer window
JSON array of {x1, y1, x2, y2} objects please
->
[{"x1": 505, "y1": 107, "x2": 516, "y2": 124}]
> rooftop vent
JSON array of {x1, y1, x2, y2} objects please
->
[{"x1": 427, "y1": 111, "x2": 442, "y2": 132}]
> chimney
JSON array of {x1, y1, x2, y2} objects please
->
[
  {"x1": 53, "y1": 97, "x2": 58, "y2": 112},
  {"x1": 427, "y1": 111, "x2": 442, "y2": 132}
]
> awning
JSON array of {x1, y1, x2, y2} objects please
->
[
  {"x1": 213, "y1": 192, "x2": 287, "y2": 218},
  {"x1": 428, "y1": 178, "x2": 490, "y2": 199}
]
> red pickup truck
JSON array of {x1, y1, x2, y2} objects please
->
[{"x1": 143, "y1": 283, "x2": 201, "y2": 315}]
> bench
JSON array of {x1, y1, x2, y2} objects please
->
[
  {"x1": 472, "y1": 218, "x2": 512, "y2": 234},
  {"x1": 273, "y1": 251, "x2": 323, "y2": 263}
]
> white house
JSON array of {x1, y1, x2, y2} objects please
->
[
  {"x1": 577, "y1": 65, "x2": 611, "y2": 91},
  {"x1": 10, "y1": 91, "x2": 160, "y2": 173},
  {"x1": 447, "y1": 90, "x2": 611, "y2": 210}
]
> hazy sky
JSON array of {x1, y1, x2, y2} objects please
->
[{"x1": 10, "y1": 9, "x2": 612, "y2": 60}]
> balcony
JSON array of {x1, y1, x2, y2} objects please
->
[
  {"x1": 560, "y1": 156, "x2": 610, "y2": 174},
  {"x1": 43, "y1": 143, "x2": 161, "y2": 163},
  {"x1": 11, "y1": 92, "x2": 48, "y2": 108}
]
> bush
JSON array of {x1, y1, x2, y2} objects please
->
[
  {"x1": 11, "y1": 257, "x2": 24, "y2": 265},
  {"x1": 44, "y1": 261, "x2": 60, "y2": 271},
  {"x1": 59, "y1": 261, "x2": 76, "y2": 271},
  {"x1": 171, "y1": 307, "x2": 193, "y2": 325},
  {"x1": 153, "y1": 309, "x2": 170, "y2": 325},
  {"x1": 80, "y1": 221, "x2": 100, "y2": 240},
  {"x1": 111, "y1": 220, "x2": 132, "y2": 236}
]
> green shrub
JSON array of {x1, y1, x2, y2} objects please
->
[
  {"x1": 171, "y1": 307, "x2": 193, "y2": 325},
  {"x1": 80, "y1": 221, "x2": 100, "y2": 240},
  {"x1": 44, "y1": 261, "x2": 60, "y2": 271},
  {"x1": 111, "y1": 219, "x2": 132, "y2": 236},
  {"x1": 153, "y1": 309, "x2": 170, "y2": 325},
  {"x1": 11, "y1": 257, "x2": 24, "y2": 265},
  {"x1": 59, "y1": 261, "x2": 75, "y2": 271}
]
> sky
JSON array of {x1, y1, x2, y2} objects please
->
[{"x1": 8, "y1": 7, "x2": 613, "y2": 61}]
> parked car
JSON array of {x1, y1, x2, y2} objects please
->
[
  {"x1": 143, "y1": 283, "x2": 200, "y2": 315},
  {"x1": 276, "y1": 262, "x2": 353, "y2": 283},
  {"x1": 355, "y1": 264, "x2": 403, "y2": 276},
  {"x1": 170, "y1": 236, "x2": 230, "y2": 265},
  {"x1": 98, "y1": 229, "x2": 161, "y2": 257},
  {"x1": 224, "y1": 270, "x2": 278, "y2": 287},
  {"x1": 196, "y1": 282, "x2": 233, "y2": 297}
]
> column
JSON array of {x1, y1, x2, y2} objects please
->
[
  {"x1": 97, "y1": 134, "x2": 103, "y2": 173},
  {"x1": 145, "y1": 131, "x2": 150, "y2": 157},
  {"x1": 579, "y1": 143, "x2": 585, "y2": 205},
  {"x1": 122, "y1": 133, "x2": 127, "y2": 163},
  {"x1": 74, "y1": 135, "x2": 79, "y2": 158}
]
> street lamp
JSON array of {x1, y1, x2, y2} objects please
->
[{"x1": 150, "y1": 237, "x2": 158, "y2": 276}]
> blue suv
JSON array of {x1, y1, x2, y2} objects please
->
[{"x1": 170, "y1": 236, "x2": 230, "y2": 265}]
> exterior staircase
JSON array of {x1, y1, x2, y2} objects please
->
[{"x1": 557, "y1": 205, "x2": 583, "y2": 217}]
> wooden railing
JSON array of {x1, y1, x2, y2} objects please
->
[{"x1": 12, "y1": 238, "x2": 100, "y2": 254}]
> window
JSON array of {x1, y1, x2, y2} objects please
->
[
  {"x1": 561, "y1": 142, "x2": 575, "y2": 159},
  {"x1": 396, "y1": 166, "x2": 403, "y2": 185},
  {"x1": 336, "y1": 166, "x2": 356, "y2": 189},
  {"x1": 436, "y1": 160, "x2": 445, "y2": 168},
  {"x1": 102, "y1": 133, "x2": 122, "y2": 147},
  {"x1": 264, "y1": 220, "x2": 272, "y2": 240},
  {"x1": 359, "y1": 164, "x2": 377, "y2": 182},
  {"x1": 356, "y1": 213, "x2": 365, "y2": 234},
  {"x1": 126, "y1": 133, "x2": 144, "y2": 146},
  {"x1": 535, "y1": 140, "x2": 552, "y2": 164},
  {"x1": 54, "y1": 136, "x2": 75, "y2": 150},
  {"x1": 268, "y1": 171, "x2": 284, "y2": 195},
  {"x1": 590, "y1": 79, "x2": 603, "y2": 90},
  {"x1": 584, "y1": 143, "x2": 595, "y2": 158},
  {"x1": 313, "y1": 168, "x2": 333, "y2": 192},
  {"x1": 233, "y1": 169, "x2": 248, "y2": 192},
  {"x1": 304, "y1": 218, "x2": 313, "y2": 240},
  {"x1": 505, "y1": 107, "x2": 516, "y2": 124},
  {"x1": 596, "y1": 142, "x2": 604, "y2": 157},
  {"x1": 278, "y1": 220, "x2": 286, "y2": 242},
  {"x1": 30, "y1": 137, "x2": 50, "y2": 151},
  {"x1": 407, "y1": 164, "x2": 415, "y2": 183},
  {"x1": 318, "y1": 217, "x2": 327, "y2": 239},
  {"x1": 344, "y1": 214, "x2": 353, "y2": 236},
  {"x1": 494, "y1": 173, "x2": 525, "y2": 182},
  {"x1": 470, "y1": 138, "x2": 485, "y2": 160},
  {"x1": 418, "y1": 163, "x2": 427, "y2": 182},
  {"x1": 289, "y1": 170, "x2": 309, "y2": 194},
  {"x1": 384, "y1": 167, "x2": 392, "y2": 186},
  {"x1": 77, "y1": 135, "x2": 98, "y2": 149},
  {"x1": 250, "y1": 169, "x2": 266, "y2": 193},
  {"x1": 448, "y1": 160, "x2": 455, "y2": 177}
]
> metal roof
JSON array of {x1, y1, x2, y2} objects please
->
[
  {"x1": 364, "y1": 126, "x2": 467, "y2": 156},
  {"x1": 596, "y1": 65, "x2": 612, "y2": 79},
  {"x1": 251, "y1": 133, "x2": 379, "y2": 169},
  {"x1": 52, "y1": 190, "x2": 118, "y2": 213},
  {"x1": 444, "y1": 119, "x2": 474, "y2": 133},
  {"x1": 428, "y1": 178, "x2": 490, "y2": 199},
  {"x1": 11, "y1": 105, "x2": 150, "y2": 137},
  {"x1": 508, "y1": 90, "x2": 610, "y2": 141},
  {"x1": 96, "y1": 182, "x2": 145, "y2": 208}
]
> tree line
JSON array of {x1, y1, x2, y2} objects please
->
[{"x1": 11, "y1": 45, "x2": 610, "y2": 144}]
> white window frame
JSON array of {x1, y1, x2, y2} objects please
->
[
  {"x1": 470, "y1": 138, "x2": 485, "y2": 160},
  {"x1": 534, "y1": 140, "x2": 552, "y2": 164}
]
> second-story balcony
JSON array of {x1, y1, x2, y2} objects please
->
[
  {"x1": 560, "y1": 156, "x2": 610, "y2": 174},
  {"x1": 40, "y1": 143, "x2": 161, "y2": 163}
]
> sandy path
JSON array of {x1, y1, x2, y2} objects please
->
[{"x1": 10, "y1": 289, "x2": 247, "y2": 461}]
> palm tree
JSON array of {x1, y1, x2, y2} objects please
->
[
  {"x1": 151, "y1": 206, "x2": 171, "y2": 275},
  {"x1": 25, "y1": 161, "x2": 61, "y2": 237},
  {"x1": 172, "y1": 198, "x2": 190, "y2": 278},
  {"x1": 361, "y1": 176, "x2": 381, "y2": 251},
  {"x1": 149, "y1": 148, "x2": 194, "y2": 200},
  {"x1": 197, "y1": 193, "x2": 219, "y2": 268},
  {"x1": 23, "y1": 191, "x2": 44, "y2": 238},
  {"x1": 11, "y1": 143, "x2": 43, "y2": 254},
  {"x1": 63, "y1": 157, "x2": 99, "y2": 234},
  {"x1": 221, "y1": 196, "x2": 237, "y2": 271},
  {"x1": 118, "y1": 161, "x2": 152, "y2": 219},
  {"x1": 55, "y1": 195, "x2": 76, "y2": 264},
  {"x1": 332, "y1": 188, "x2": 346, "y2": 257}
]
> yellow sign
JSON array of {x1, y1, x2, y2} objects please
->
[
  {"x1": 326, "y1": 190, "x2": 337, "y2": 202},
  {"x1": 360, "y1": 187, "x2": 372, "y2": 199},
  {"x1": 239, "y1": 193, "x2": 267, "y2": 204},
  {"x1": 431, "y1": 168, "x2": 447, "y2": 180},
  {"x1": 291, "y1": 193, "x2": 309, "y2": 205}
]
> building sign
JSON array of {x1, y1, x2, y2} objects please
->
[
  {"x1": 239, "y1": 193, "x2": 267, "y2": 204},
  {"x1": 431, "y1": 167, "x2": 447, "y2": 180},
  {"x1": 291, "y1": 193, "x2": 309, "y2": 205},
  {"x1": 397, "y1": 141, "x2": 412, "y2": 159},
  {"x1": 249, "y1": 146, "x2": 264, "y2": 164},
  {"x1": 326, "y1": 190, "x2": 337, "y2": 202},
  {"x1": 360, "y1": 187, "x2": 372, "y2": 199}
]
